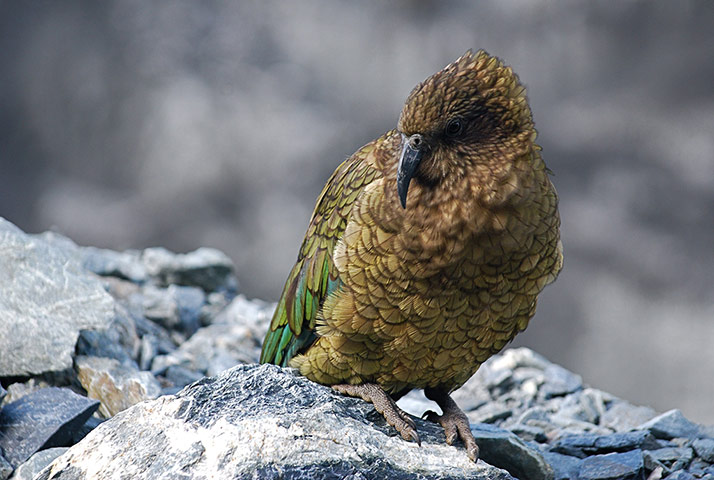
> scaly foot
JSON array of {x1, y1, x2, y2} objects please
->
[
  {"x1": 332, "y1": 383, "x2": 420, "y2": 445},
  {"x1": 424, "y1": 387, "x2": 479, "y2": 461}
]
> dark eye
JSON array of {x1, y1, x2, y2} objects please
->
[{"x1": 445, "y1": 118, "x2": 464, "y2": 138}]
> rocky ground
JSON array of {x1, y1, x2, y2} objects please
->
[{"x1": 1, "y1": 216, "x2": 713, "y2": 480}]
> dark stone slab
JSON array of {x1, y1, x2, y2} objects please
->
[
  {"x1": 551, "y1": 431, "x2": 660, "y2": 456},
  {"x1": 472, "y1": 423, "x2": 554, "y2": 480},
  {"x1": 70, "y1": 416, "x2": 104, "y2": 445},
  {"x1": 541, "y1": 451, "x2": 582, "y2": 480},
  {"x1": 663, "y1": 470, "x2": 696, "y2": 480},
  {"x1": 0, "y1": 387, "x2": 99, "y2": 467},
  {"x1": 577, "y1": 450, "x2": 644, "y2": 480}
]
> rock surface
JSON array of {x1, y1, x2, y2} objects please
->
[
  {"x1": 0, "y1": 218, "x2": 712, "y2": 480},
  {"x1": 0, "y1": 219, "x2": 114, "y2": 376},
  {"x1": 39, "y1": 364, "x2": 514, "y2": 480}
]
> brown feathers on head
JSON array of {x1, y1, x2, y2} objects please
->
[{"x1": 397, "y1": 50, "x2": 536, "y2": 183}]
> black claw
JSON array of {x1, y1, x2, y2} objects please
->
[
  {"x1": 411, "y1": 429, "x2": 421, "y2": 446},
  {"x1": 467, "y1": 445, "x2": 480, "y2": 462}
]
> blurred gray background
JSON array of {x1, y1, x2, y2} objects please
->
[{"x1": 1, "y1": 2, "x2": 713, "y2": 423}]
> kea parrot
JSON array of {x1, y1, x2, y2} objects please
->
[{"x1": 260, "y1": 50, "x2": 563, "y2": 461}]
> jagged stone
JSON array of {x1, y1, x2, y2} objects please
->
[
  {"x1": 687, "y1": 458, "x2": 714, "y2": 478},
  {"x1": 488, "y1": 348, "x2": 552, "y2": 371},
  {"x1": 541, "y1": 451, "x2": 582, "y2": 480},
  {"x1": 663, "y1": 471, "x2": 696, "y2": 480},
  {"x1": 692, "y1": 438, "x2": 714, "y2": 462},
  {"x1": 639, "y1": 410, "x2": 705, "y2": 440},
  {"x1": 136, "y1": 285, "x2": 179, "y2": 331},
  {"x1": 467, "y1": 401, "x2": 513, "y2": 424},
  {"x1": 600, "y1": 400, "x2": 657, "y2": 432},
  {"x1": 75, "y1": 311, "x2": 140, "y2": 368},
  {"x1": 541, "y1": 364, "x2": 583, "y2": 399},
  {"x1": 577, "y1": 450, "x2": 644, "y2": 480},
  {"x1": 39, "y1": 364, "x2": 514, "y2": 480},
  {"x1": 69, "y1": 416, "x2": 104, "y2": 445},
  {"x1": 163, "y1": 365, "x2": 204, "y2": 389},
  {"x1": 141, "y1": 247, "x2": 237, "y2": 292},
  {"x1": 138, "y1": 334, "x2": 159, "y2": 371},
  {"x1": 0, "y1": 219, "x2": 115, "y2": 377},
  {"x1": 0, "y1": 388, "x2": 98, "y2": 468},
  {"x1": 471, "y1": 423, "x2": 554, "y2": 480},
  {"x1": 643, "y1": 450, "x2": 671, "y2": 477},
  {"x1": 578, "y1": 389, "x2": 607, "y2": 425},
  {"x1": 0, "y1": 379, "x2": 52, "y2": 408},
  {"x1": 80, "y1": 247, "x2": 147, "y2": 284},
  {"x1": 510, "y1": 423, "x2": 548, "y2": 443},
  {"x1": 75, "y1": 356, "x2": 161, "y2": 418},
  {"x1": 169, "y1": 284, "x2": 205, "y2": 334},
  {"x1": 9, "y1": 448, "x2": 68, "y2": 480}
]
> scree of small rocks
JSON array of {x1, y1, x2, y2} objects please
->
[{"x1": 1, "y1": 217, "x2": 712, "y2": 480}]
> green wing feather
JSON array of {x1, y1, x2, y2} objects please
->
[{"x1": 260, "y1": 146, "x2": 381, "y2": 366}]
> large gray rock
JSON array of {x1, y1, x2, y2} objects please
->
[
  {"x1": 0, "y1": 219, "x2": 115, "y2": 376},
  {"x1": 40, "y1": 364, "x2": 515, "y2": 480}
]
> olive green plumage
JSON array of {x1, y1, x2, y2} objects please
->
[{"x1": 260, "y1": 50, "x2": 562, "y2": 459}]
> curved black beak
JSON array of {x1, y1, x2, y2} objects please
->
[{"x1": 397, "y1": 134, "x2": 425, "y2": 209}]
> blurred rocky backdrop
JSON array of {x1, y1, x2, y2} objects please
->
[{"x1": 1, "y1": 1, "x2": 713, "y2": 424}]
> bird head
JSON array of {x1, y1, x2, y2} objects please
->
[{"x1": 396, "y1": 50, "x2": 535, "y2": 209}]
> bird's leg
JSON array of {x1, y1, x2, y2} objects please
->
[
  {"x1": 332, "y1": 383, "x2": 420, "y2": 445},
  {"x1": 423, "y1": 387, "x2": 479, "y2": 461}
]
